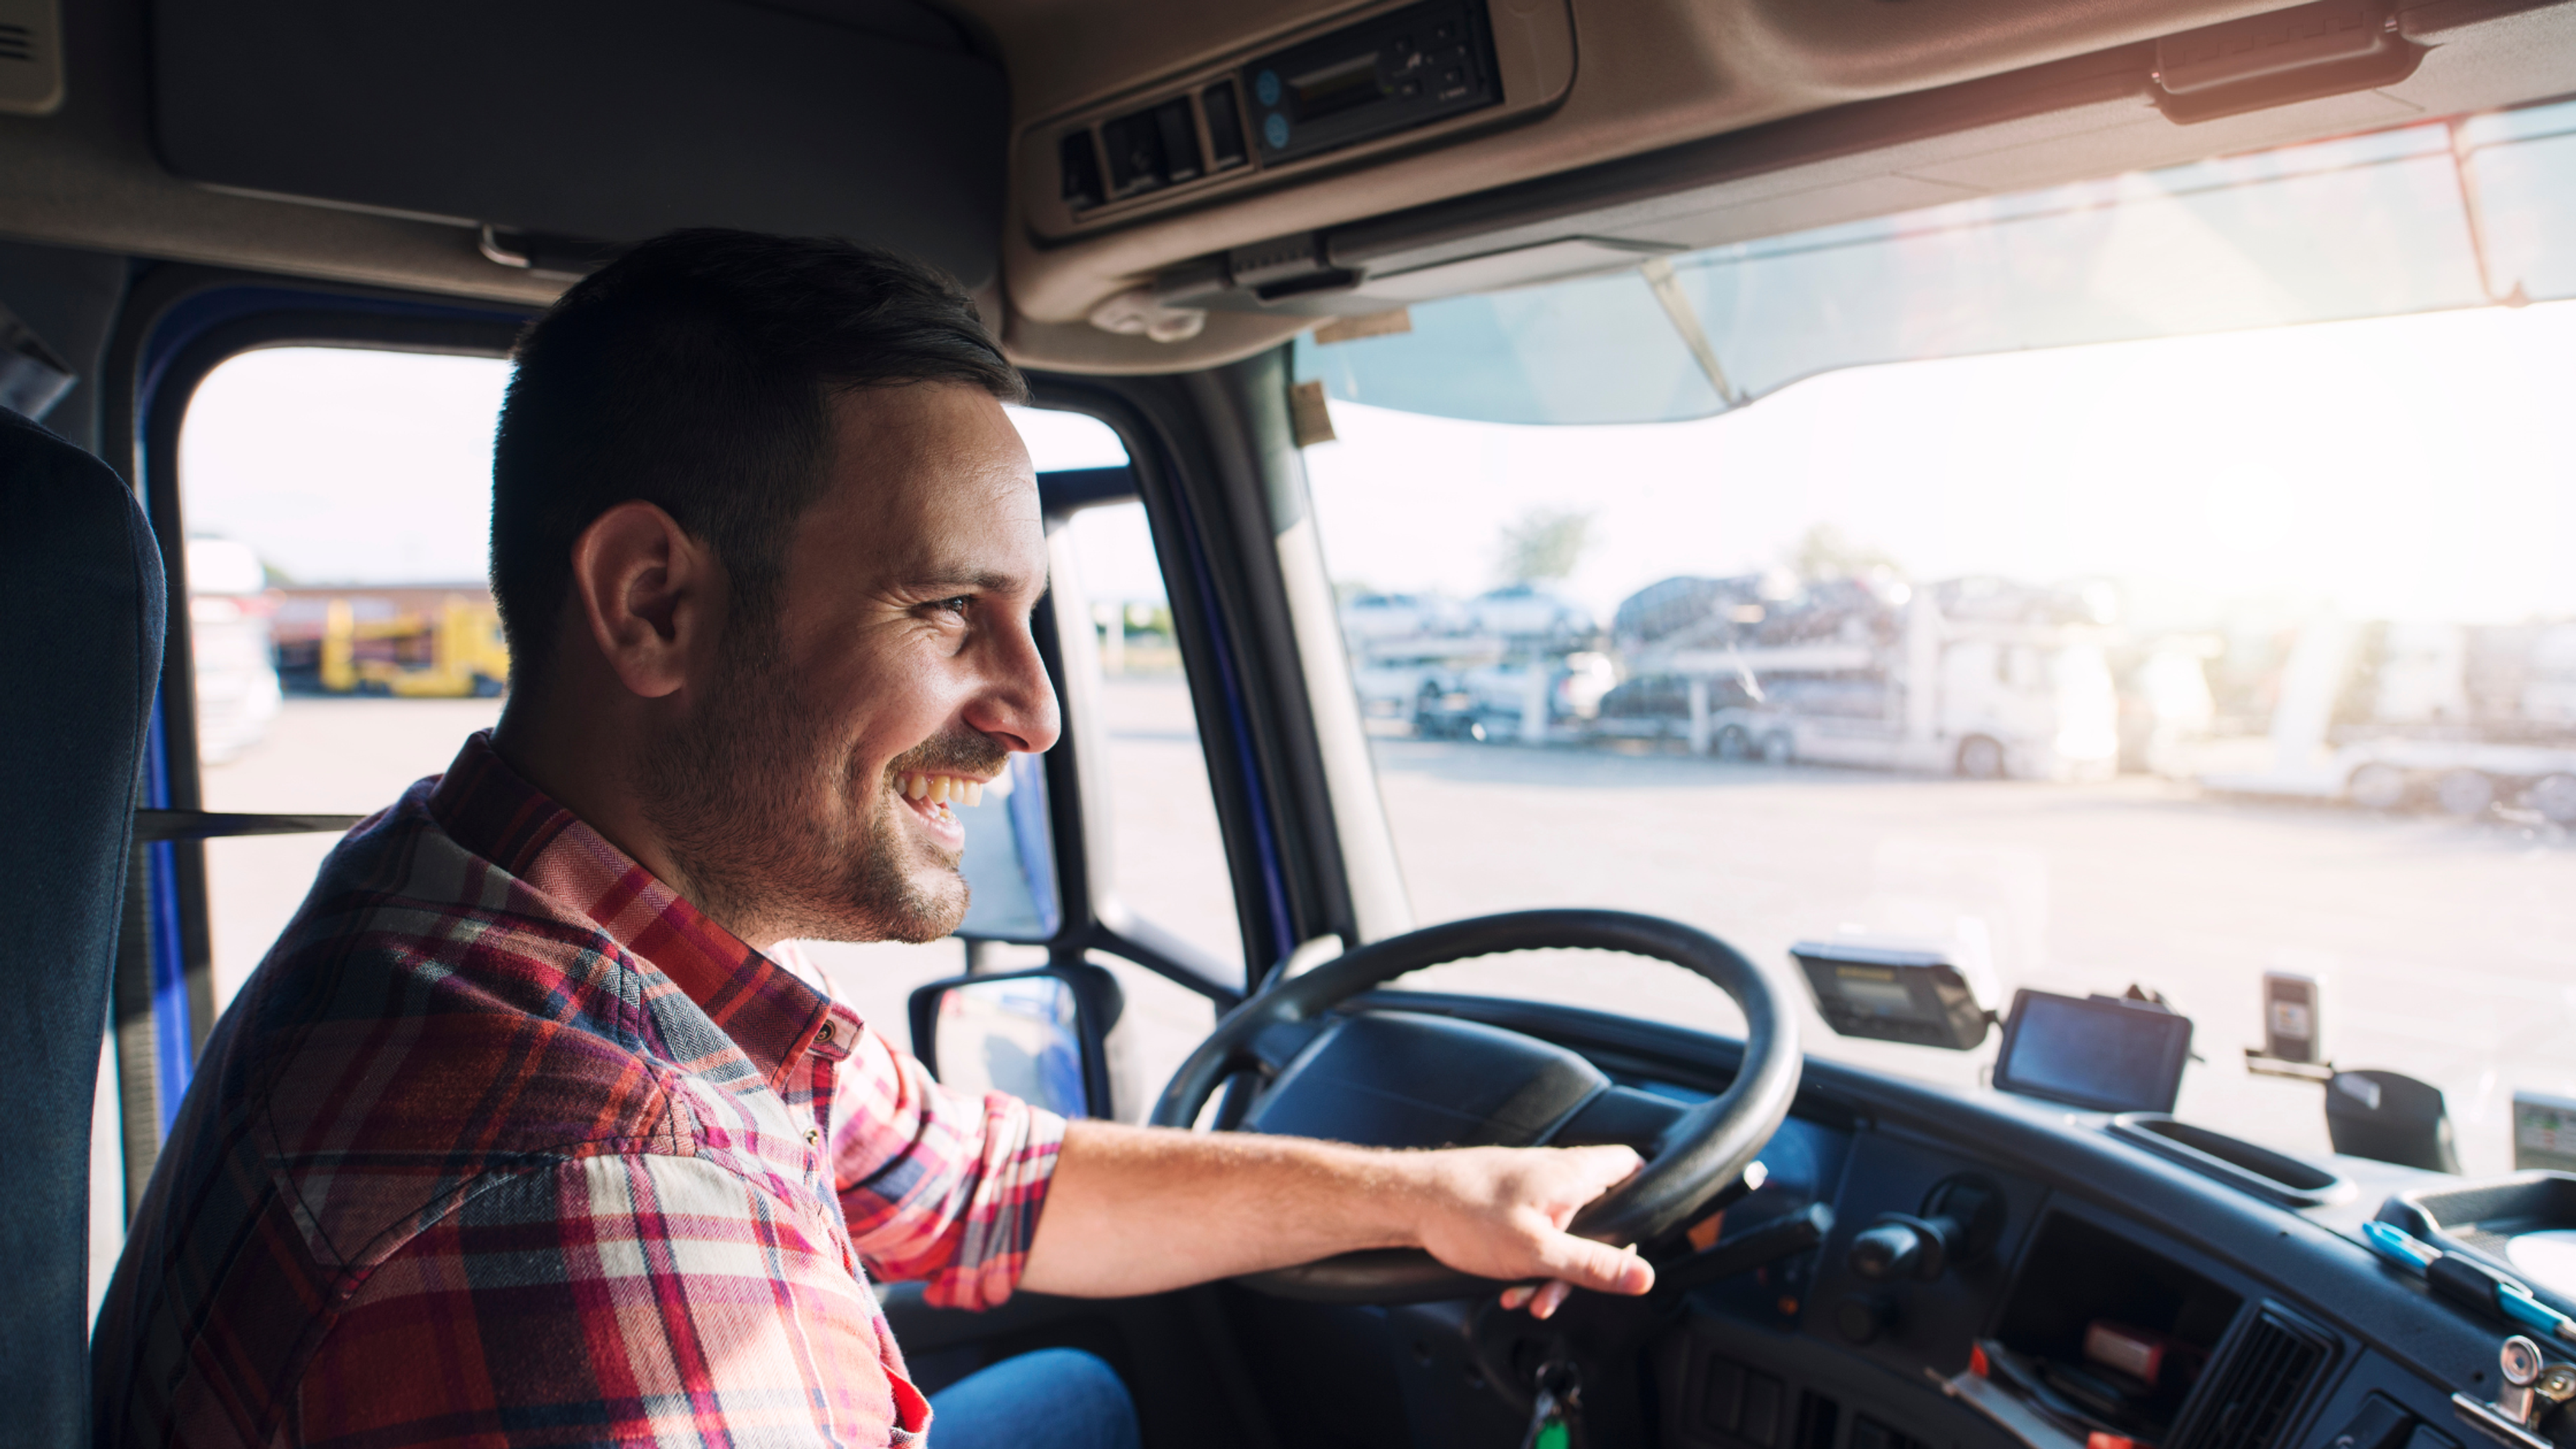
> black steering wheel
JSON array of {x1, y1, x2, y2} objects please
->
[{"x1": 1148, "y1": 908, "x2": 1801, "y2": 1304}]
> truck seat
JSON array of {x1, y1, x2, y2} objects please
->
[{"x1": 0, "y1": 407, "x2": 166, "y2": 1447}]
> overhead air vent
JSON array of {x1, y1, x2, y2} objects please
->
[
  {"x1": 0, "y1": 0, "x2": 62, "y2": 117},
  {"x1": 2179, "y1": 1309, "x2": 2333, "y2": 1449}
]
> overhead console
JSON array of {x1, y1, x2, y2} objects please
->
[{"x1": 1020, "y1": 0, "x2": 1573, "y2": 241}]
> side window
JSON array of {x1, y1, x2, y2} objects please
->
[
  {"x1": 1060, "y1": 498, "x2": 1245, "y2": 981},
  {"x1": 181, "y1": 347, "x2": 519, "y2": 1014},
  {"x1": 177, "y1": 364, "x2": 1228, "y2": 1116}
]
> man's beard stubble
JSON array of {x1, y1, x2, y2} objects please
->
[{"x1": 635, "y1": 624, "x2": 1007, "y2": 947}]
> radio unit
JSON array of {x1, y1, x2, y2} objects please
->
[
  {"x1": 1240, "y1": 0, "x2": 1501, "y2": 166},
  {"x1": 1027, "y1": 0, "x2": 1566, "y2": 234}
]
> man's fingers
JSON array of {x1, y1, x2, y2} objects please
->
[
  {"x1": 1563, "y1": 1144, "x2": 1646, "y2": 1194},
  {"x1": 1529, "y1": 1234, "x2": 1654, "y2": 1297},
  {"x1": 1499, "y1": 1284, "x2": 1536, "y2": 1311},
  {"x1": 1529, "y1": 1280, "x2": 1572, "y2": 1319}
]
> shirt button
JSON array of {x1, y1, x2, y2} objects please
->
[
  {"x1": 816, "y1": 1022, "x2": 833, "y2": 1046},
  {"x1": 806, "y1": 1127, "x2": 822, "y2": 1146}
]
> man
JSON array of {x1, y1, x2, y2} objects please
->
[{"x1": 93, "y1": 230, "x2": 1652, "y2": 1448}]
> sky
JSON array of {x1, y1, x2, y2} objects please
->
[
  {"x1": 1300, "y1": 298, "x2": 2576, "y2": 630},
  {"x1": 179, "y1": 297, "x2": 2576, "y2": 629}
]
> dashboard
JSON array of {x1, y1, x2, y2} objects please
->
[{"x1": 1335, "y1": 992, "x2": 2561, "y2": 1449}]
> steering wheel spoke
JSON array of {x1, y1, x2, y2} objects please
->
[
  {"x1": 1150, "y1": 910, "x2": 1803, "y2": 1305},
  {"x1": 1244, "y1": 1016, "x2": 1326, "y2": 1075}
]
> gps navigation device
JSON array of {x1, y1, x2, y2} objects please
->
[{"x1": 1992, "y1": 989, "x2": 2194, "y2": 1114}]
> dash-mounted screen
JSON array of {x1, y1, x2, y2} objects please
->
[
  {"x1": 1793, "y1": 941, "x2": 1990, "y2": 1051},
  {"x1": 1992, "y1": 989, "x2": 2193, "y2": 1114}
]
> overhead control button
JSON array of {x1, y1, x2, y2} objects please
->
[
  {"x1": 1152, "y1": 97, "x2": 1201, "y2": 184},
  {"x1": 1201, "y1": 81, "x2": 1248, "y2": 169},
  {"x1": 1100, "y1": 108, "x2": 1167, "y2": 197},
  {"x1": 1058, "y1": 131, "x2": 1104, "y2": 210}
]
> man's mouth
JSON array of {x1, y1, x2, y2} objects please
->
[
  {"x1": 898, "y1": 771, "x2": 992, "y2": 808},
  {"x1": 893, "y1": 770, "x2": 1000, "y2": 843}
]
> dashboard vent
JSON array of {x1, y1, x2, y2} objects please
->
[{"x1": 2182, "y1": 1309, "x2": 2332, "y2": 1449}]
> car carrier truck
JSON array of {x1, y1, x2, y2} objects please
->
[{"x1": 1603, "y1": 574, "x2": 2121, "y2": 780}]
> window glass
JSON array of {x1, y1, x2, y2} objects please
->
[
  {"x1": 1053, "y1": 496, "x2": 1236, "y2": 1112},
  {"x1": 181, "y1": 347, "x2": 519, "y2": 1012},
  {"x1": 1300, "y1": 109, "x2": 2576, "y2": 1176},
  {"x1": 178, "y1": 364, "x2": 1220, "y2": 1118},
  {"x1": 1064, "y1": 500, "x2": 1244, "y2": 974}
]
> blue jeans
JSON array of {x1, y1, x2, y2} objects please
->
[{"x1": 926, "y1": 1347, "x2": 1140, "y2": 1449}]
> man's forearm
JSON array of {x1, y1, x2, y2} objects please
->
[
  {"x1": 1016, "y1": 1122, "x2": 1424, "y2": 1297},
  {"x1": 1014, "y1": 1120, "x2": 1652, "y2": 1302}
]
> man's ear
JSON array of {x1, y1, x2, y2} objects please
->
[{"x1": 566, "y1": 500, "x2": 719, "y2": 701}]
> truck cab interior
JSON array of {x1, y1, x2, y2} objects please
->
[{"x1": 11, "y1": 1, "x2": 2576, "y2": 1446}]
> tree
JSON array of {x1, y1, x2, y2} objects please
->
[
  {"x1": 1494, "y1": 507, "x2": 1595, "y2": 585},
  {"x1": 1790, "y1": 523, "x2": 1902, "y2": 585}
]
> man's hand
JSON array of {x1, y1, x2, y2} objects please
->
[{"x1": 1408, "y1": 1145, "x2": 1654, "y2": 1320}]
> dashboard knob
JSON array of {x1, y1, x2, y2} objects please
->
[
  {"x1": 1848, "y1": 1221, "x2": 1927, "y2": 1280},
  {"x1": 1834, "y1": 1292, "x2": 1893, "y2": 1344}
]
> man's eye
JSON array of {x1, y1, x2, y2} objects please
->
[{"x1": 932, "y1": 596, "x2": 971, "y2": 616}]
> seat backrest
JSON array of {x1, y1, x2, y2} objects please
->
[{"x1": 0, "y1": 408, "x2": 166, "y2": 1447}]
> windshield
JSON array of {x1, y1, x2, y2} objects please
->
[{"x1": 1297, "y1": 95, "x2": 2576, "y2": 1178}]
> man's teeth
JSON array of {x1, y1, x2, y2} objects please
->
[{"x1": 899, "y1": 773, "x2": 987, "y2": 807}]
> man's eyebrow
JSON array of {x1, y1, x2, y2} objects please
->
[{"x1": 912, "y1": 568, "x2": 1029, "y2": 594}]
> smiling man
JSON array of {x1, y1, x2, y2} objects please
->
[{"x1": 91, "y1": 231, "x2": 1652, "y2": 1449}]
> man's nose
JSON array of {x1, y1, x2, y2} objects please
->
[{"x1": 965, "y1": 626, "x2": 1061, "y2": 755}]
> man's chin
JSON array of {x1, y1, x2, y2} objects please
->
[
  {"x1": 877, "y1": 880, "x2": 969, "y2": 945},
  {"x1": 819, "y1": 864, "x2": 968, "y2": 946}
]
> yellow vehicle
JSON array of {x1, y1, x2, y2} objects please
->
[{"x1": 315, "y1": 594, "x2": 509, "y2": 698}]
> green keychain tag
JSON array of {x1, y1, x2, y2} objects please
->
[{"x1": 1521, "y1": 1361, "x2": 1581, "y2": 1449}]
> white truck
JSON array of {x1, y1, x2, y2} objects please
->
[
  {"x1": 2202, "y1": 618, "x2": 2576, "y2": 822},
  {"x1": 1607, "y1": 575, "x2": 2121, "y2": 780}
]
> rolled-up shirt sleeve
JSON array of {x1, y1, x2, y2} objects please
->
[{"x1": 829, "y1": 1019, "x2": 1066, "y2": 1309}]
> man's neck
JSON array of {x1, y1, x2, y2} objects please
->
[{"x1": 488, "y1": 692, "x2": 784, "y2": 952}]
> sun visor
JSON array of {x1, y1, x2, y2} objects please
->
[{"x1": 149, "y1": 0, "x2": 1008, "y2": 288}]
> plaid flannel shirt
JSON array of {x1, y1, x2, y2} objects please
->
[{"x1": 92, "y1": 732, "x2": 1065, "y2": 1448}]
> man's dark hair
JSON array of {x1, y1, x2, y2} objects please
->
[{"x1": 490, "y1": 229, "x2": 1026, "y2": 684}]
